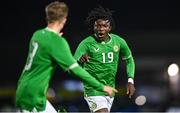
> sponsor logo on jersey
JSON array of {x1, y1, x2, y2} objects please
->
[
  {"x1": 94, "y1": 48, "x2": 99, "y2": 52},
  {"x1": 113, "y1": 45, "x2": 119, "y2": 52}
]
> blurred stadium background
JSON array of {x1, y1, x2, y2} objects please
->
[{"x1": 0, "y1": 0, "x2": 180, "y2": 112}]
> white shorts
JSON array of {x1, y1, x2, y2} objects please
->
[
  {"x1": 84, "y1": 96, "x2": 114, "y2": 112},
  {"x1": 18, "y1": 100, "x2": 57, "y2": 113}
]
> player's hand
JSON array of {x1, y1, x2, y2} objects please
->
[
  {"x1": 103, "y1": 86, "x2": 118, "y2": 97},
  {"x1": 79, "y1": 54, "x2": 90, "y2": 62},
  {"x1": 126, "y1": 82, "x2": 135, "y2": 98}
]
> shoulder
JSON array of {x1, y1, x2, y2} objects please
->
[
  {"x1": 53, "y1": 36, "x2": 68, "y2": 45},
  {"x1": 79, "y1": 35, "x2": 95, "y2": 44},
  {"x1": 50, "y1": 37, "x2": 70, "y2": 52},
  {"x1": 109, "y1": 33, "x2": 126, "y2": 42},
  {"x1": 33, "y1": 28, "x2": 46, "y2": 36},
  {"x1": 59, "y1": 36, "x2": 68, "y2": 43}
]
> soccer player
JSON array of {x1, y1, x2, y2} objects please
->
[
  {"x1": 74, "y1": 6, "x2": 136, "y2": 113},
  {"x1": 16, "y1": 2, "x2": 118, "y2": 113}
]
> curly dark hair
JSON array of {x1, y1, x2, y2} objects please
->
[{"x1": 85, "y1": 5, "x2": 115, "y2": 32}]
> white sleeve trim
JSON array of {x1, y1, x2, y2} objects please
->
[
  {"x1": 122, "y1": 54, "x2": 132, "y2": 60},
  {"x1": 128, "y1": 78, "x2": 134, "y2": 84},
  {"x1": 66, "y1": 63, "x2": 79, "y2": 71}
]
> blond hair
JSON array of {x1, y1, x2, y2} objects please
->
[{"x1": 45, "y1": 1, "x2": 68, "y2": 23}]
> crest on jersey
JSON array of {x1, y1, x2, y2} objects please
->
[{"x1": 113, "y1": 45, "x2": 119, "y2": 52}]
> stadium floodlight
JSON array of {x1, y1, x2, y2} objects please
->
[{"x1": 168, "y1": 63, "x2": 179, "y2": 77}]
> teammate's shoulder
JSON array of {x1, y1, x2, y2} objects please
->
[
  {"x1": 58, "y1": 36, "x2": 67, "y2": 42},
  {"x1": 32, "y1": 28, "x2": 46, "y2": 36}
]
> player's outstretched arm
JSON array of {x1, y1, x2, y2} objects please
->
[{"x1": 70, "y1": 66, "x2": 118, "y2": 96}]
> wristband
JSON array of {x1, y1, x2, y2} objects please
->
[{"x1": 128, "y1": 78, "x2": 134, "y2": 84}]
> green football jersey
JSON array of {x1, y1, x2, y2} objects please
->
[
  {"x1": 74, "y1": 33, "x2": 134, "y2": 96},
  {"x1": 16, "y1": 28, "x2": 104, "y2": 111}
]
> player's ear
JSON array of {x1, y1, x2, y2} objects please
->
[
  {"x1": 62, "y1": 17, "x2": 67, "y2": 24},
  {"x1": 108, "y1": 25, "x2": 112, "y2": 32}
]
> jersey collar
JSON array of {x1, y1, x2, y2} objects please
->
[
  {"x1": 99, "y1": 34, "x2": 112, "y2": 45},
  {"x1": 45, "y1": 27, "x2": 63, "y2": 37},
  {"x1": 45, "y1": 27, "x2": 58, "y2": 34}
]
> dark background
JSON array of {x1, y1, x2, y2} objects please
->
[{"x1": 0, "y1": 0, "x2": 180, "y2": 112}]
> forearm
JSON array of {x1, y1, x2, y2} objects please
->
[
  {"x1": 125, "y1": 56, "x2": 135, "y2": 79},
  {"x1": 70, "y1": 66, "x2": 104, "y2": 91}
]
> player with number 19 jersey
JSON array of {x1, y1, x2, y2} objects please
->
[{"x1": 74, "y1": 33, "x2": 134, "y2": 96}]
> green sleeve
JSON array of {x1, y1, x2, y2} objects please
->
[
  {"x1": 125, "y1": 56, "x2": 135, "y2": 78},
  {"x1": 50, "y1": 37, "x2": 104, "y2": 91},
  {"x1": 74, "y1": 41, "x2": 88, "y2": 60},
  {"x1": 120, "y1": 38, "x2": 132, "y2": 60},
  {"x1": 50, "y1": 37, "x2": 77, "y2": 71},
  {"x1": 70, "y1": 66, "x2": 103, "y2": 91},
  {"x1": 120, "y1": 38, "x2": 135, "y2": 78}
]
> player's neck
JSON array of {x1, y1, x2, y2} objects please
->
[
  {"x1": 47, "y1": 22, "x2": 63, "y2": 34},
  {"x1": 103, "y1": 36, "x2": 110, "y2": 43},
  {"x1": 94, "y1": 34, "x2": 110, "y2": 43}
]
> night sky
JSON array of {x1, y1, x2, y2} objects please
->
[
  {"x1": 1, "y1": 0, "x2": 180, "y2": 95},
  {"x1": 0, "y1": 0, "x2": 180, "y2": 112}
]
